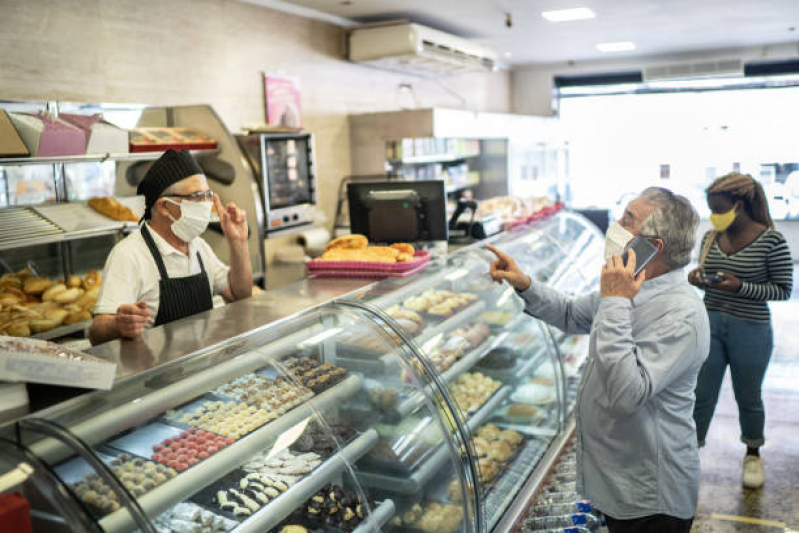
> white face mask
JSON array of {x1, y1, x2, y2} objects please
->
[
  {"x1": 164, "y1": 198, "x2": 212, "y2": 243},
  {"x1": 604, "y1": 221, "x2": 635, "y2": 261}
]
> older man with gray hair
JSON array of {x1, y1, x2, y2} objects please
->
[{"x1": 488, "y1": 187, "x2": 710, "y2": 533}]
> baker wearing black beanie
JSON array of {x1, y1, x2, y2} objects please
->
[{"x1": 89, "y1": 149, "x2": 253, "y2": 345}]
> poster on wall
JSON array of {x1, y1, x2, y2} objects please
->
[{"x1": 264, "y1": 74, "x2": 302, "y2": 129}]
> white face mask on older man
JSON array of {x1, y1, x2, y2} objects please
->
[
  {"x1": 163, "y1": 198, "x2": 212, "y2": 242},
  {"x1": 604, "y1": 222, "x2": 635, "y2": 261}
]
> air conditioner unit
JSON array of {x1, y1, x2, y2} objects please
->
[
  {"x1": 643, "y1": 59, "x2": 744, "y2": 81},
  {"x1": 348, "y1": 22, "x2": 497, "y2": 78}
]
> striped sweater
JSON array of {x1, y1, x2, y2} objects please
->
[{"x1": 701, "y1": 229, "x2": 793, "y2": 322}]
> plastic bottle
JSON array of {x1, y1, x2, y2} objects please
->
[
  {"x1": 536, "y1": 491, "x2": 583, "y2": 505},
  {"x1": 523, "y1": 513, "x2": 595, "y2": 530},
  {"x1": 530, "y1": 500, "x2": 593, "y2": 516},
  {"x1": 521, "y1": 527, "x2": 590, "y2": 533},
  {"x1": 543, "y1": 481, "x2": 577, "y2": 493}
]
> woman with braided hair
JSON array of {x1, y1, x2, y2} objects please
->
[{"x1": 688, "y1": 172, "x2": 793, "y2": 489}]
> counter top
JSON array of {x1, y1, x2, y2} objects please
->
[{"x1": 88, "y1": 275, "x2": 375, "y2": 384}]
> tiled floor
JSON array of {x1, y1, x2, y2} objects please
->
[{"x1": 691, "y1": 271, "x2": 799, "y2": 532}]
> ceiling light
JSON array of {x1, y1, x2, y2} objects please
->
[
  {"x1": 541, "y1": 7, "x2": 596, "y2": 22},
  {"x1": 596, "y1": 41, "x2": 636, "y2": 52}
]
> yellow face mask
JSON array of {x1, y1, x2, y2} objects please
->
[{"x1": 709, "y1": 203, "x2": 738, "y2": 232}]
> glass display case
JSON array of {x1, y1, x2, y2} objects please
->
[{"x1": 0, "y1": 212, "x2": 603, "y2": 533}]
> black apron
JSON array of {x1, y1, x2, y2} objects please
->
[{"x1": 141, "y1": 224, "x2": 214, "y2": 327}]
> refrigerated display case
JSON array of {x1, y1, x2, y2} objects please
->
[{"x1": 0, "y1": 211, "x2": 604, "y2": 533}]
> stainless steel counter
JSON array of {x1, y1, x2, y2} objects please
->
[{"x1": 88, "y1": 276, "x2": 375, "y2": 383}]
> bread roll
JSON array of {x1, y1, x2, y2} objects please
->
[
  {"x1": 323, "y1": 234, "x2": 368, "y2": 252},
  {"x1": 42, "y1": 283, "x2": 67, "y2": 301},
  {"x1": 64, "y1": 310, "x2": 92, "y2": 325},
  {"x1": 23, "y1": 277, "x2": 52, "y2": 296},
  {"x1": 0, "y1": 277, "x2": 22, "y2": 290},
  {"x1": 54, "y1": 288, "x2": 84, "y2": 304},
  {"x1": 15, "y1": 268, "x2": 34, "y2": 282},
  {"x1": 44, "y1": 308, "x2": 68, "y2": 324},
  {"x1": 29, "y1": 318, "x2": 60, "y2": 333},
  {"x1": 0, "y1": 294, "x2": 21, "y2": 307},
  {"x1": 4, "y1": 322, "x2": 31, "y2": 337},
  {"x1": 66, "y1": 275, "x2": 82, "y2": 288},
  {"x1": 83, "y1": 270, "x2": 101, "y2": 290}
]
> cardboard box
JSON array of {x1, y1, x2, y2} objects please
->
[
  {"x1": 0, "y1": 109, "x2": 30, "y2": 157},
  {"x1": 59, "y1": 113, "x2": 129, "y2": 155},
  {"x1": 7, "y1": 113, "x2": 85, "y2": 157},
  {"x1": 129, "y1": 127, "x2": 217, "y2": 153},
  {"x1": 0, "y1": 337, "x2": 116, "y2": 390}
]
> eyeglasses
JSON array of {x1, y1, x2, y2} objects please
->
[{"x1": 163, "y1": 190, "x2": 214, "y2": 202}]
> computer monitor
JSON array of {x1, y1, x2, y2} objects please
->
[{"x1": 347, "y1": 181, "x2": 448, "y2": 243}]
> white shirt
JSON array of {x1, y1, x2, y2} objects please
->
[{"x1": 95, "y1": 224, "x2": 230, "y2": 327}]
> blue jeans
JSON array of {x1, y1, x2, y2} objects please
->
[{"x1": 693, "y1": 311, "x2": 773, "y2": 447}]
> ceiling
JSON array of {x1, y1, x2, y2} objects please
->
[{"x1": 277, "y1": 0, "x2": 799, "y2": 65}]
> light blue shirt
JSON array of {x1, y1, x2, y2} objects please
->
[{"x1": 518, "y1": 268, "x2": 710, "y2": 519}]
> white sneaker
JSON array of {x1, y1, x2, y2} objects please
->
[{"x1": 742, "y1": 455, "x2": 764, "y2": 488}]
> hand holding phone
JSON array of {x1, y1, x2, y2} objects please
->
[
  {"x1": 621, "y1": 236, "x2": 659, "y2": 277},
  {"x1": 703, "y1": 273, "x2": 724, "y2": 284}
]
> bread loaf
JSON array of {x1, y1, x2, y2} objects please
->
[
  {"x1": 83, "y1": 270, "x2": 101, "y2": 290},
  {"x1": 23, "y1": 277, "x2": 52, "y2": 296},
  {"x1": 4, "y1": 322, "x2": 31, "y2": 337},
  {"x1": 42, "y1": 283, "x2": 67, "y2": 301},
  {"x1": 66, "y1": 275, "x2": 82, "y2": 288},
  {"x1": 54, "y1": 288, "x2": 84, "y2": 304},
  {"x1": 88, "y1": 197, "x2": 139, "y2": 222},
  {"x1": 64, "y1": 310, "x2": 91, "y2": 325}
]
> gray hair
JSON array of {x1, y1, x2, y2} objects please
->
[{"x1": 638, "y1": 187, "x2": 699, "y2": 270}]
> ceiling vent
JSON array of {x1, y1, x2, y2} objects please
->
[
  {"x1": 348, "y1": 22, "x2": 497, "y2": 78},
  {"x1": 643, "y1": 59, "x2": 744, "y2": 81}
]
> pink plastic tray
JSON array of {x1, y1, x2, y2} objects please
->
[
  {"x1": 307, "y1": 250, "x2": 430, "y2": 273},
  {"x1": 309, "y1": 260, "x2": 431, "y2": 279}
]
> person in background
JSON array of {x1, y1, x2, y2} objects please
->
[
  {"x1": 688, "y1": 172, "x2": 793, "y2": 489},
  {"x1": 89, "y1": 149, "x2": 252, "y2": 345},
  {"x1": 488, "y1": 187, "x2": 709, "y2": 533}
]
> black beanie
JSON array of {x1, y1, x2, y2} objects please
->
[{"x1": 137, "y1": 149, "x2": 204, "y2": 220}]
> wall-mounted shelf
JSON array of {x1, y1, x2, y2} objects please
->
[{"x1": 0, "y1": 149, "x2": 219, "y2": 167}]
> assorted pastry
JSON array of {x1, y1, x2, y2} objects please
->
[
  {"x1": 150, "y1": 428, "x2": 232, "y2": 472},
  {"x1": 209, "y1": 471, "x2": 294, "y2": 519},
  {"x1": 214, "y1": 373, "x2": 314, "y2": 414},
  {"x1": 402, "y1": 289, "x2": 478, "y2": 317},
  {"x1": 317, "y1": 235, "x2": 417, "y2": 263},
  {"x1": 419, "y1": 323, "x2": 493, "y2": 374},
  {"x1": 165, "y1": 400, "x2": 273, "y2": 440},
  {"x1": 151, "y1": 502, "x2": 237, "y2": 533},
  {"x1": 294, "y1": 484, "x2": 367, "y2": 533},
  {"x1": 450, "y1": 372, "x2": 502, "y2": 415},
  {"x1": 243, "y1": 448, "x2": 323, "y2": 480},
  {"x1": 390, "y1": 502, "x2": 464, "y2": 533},
  {"x1": 477, "y1": 310, "x2": 515, "y2": 326},
  {"x1": 282, "y1": 357, "x2": 348, "y2": 394},
  {"x1": 503, "y1": 403, "x2": 540, "y2": 423},
  {"x1": 291, "y1": 417, "x2": 359, "y2": 457},
  {"x1": 476, "y1": 346, "x2": 519, "y2": 370},
  {"x1": 71, "y1": 453, "x2": 176, "y2": 515},
  {"x1": 448, "y1": 424, "x2": 524, "y2": 501},
  {"x1": 386, "y1": 306, "x2": 425, "y2": 335},
  {"x1": 0, "y1": 268, "x2": 102, "y2": 336},
  {"x1": 364, "y1": 380, "x2": 401, "y2": 414}
]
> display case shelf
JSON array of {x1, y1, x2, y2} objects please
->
[
  {"x1": 387, "y1": 152, "x2": 480, "y2": 166},
  {"x1": 32, "y1": 320, "x2": 91, "y2": 341},
  {"x1": 98, "y1": 375, "x2": 364, "y2": 532},
  {"x1": 360, "y1": 386, "x2": 512, "y2": 495},
  {"x1": 351, "y1": 499, "x2": 396, "y2": 533},
  {"x1": 0, "y1": 149, "x2": 219, "y2": 167},
  {"x1": 235, "y1": 429, "x2": 379, "y2": 533}
]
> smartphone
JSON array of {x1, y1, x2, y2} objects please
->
[
  {"x1": 620, "y1": 236, "x2": 659, "y2": 276},
  {"x1": 703, "y1": 273, "x2": 724, "y2": 284}
]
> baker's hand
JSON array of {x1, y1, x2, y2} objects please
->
[
  {"x1": 115, "y1": 301, "x2": 150, "y2": 339},
  {"x1": 711, "y1": 272, "x2": 742, "y2": 293},
  {"x1": 486, "y1": 244, "x2": 531, "y2": 291},
  {"x1": 214, "y1": 194, "x2": 248, "y2": 245},
  {"x1": 688, "y1": 267, "x2": 704, "y2": 287},
  {"x1": 601, "y1": 249, "x2": 646, "y2": 300}
]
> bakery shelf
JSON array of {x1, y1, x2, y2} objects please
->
[
  {"x1": 0, "y1": 149, "x2": 219, "y2": 167},
  {"x1": 362, "y1": 267, "x2": 450, "y2": 312},
  {"x1": 351, "y1": 499, "x2": 396, "y2": 533},
  {"x1": 338, "y1": 301, "x2": 487, "y2": 381},
  {"x1": 234, "y1": 428, "x2": 379, "y2": 533},
  {"x1": 485, "y1": 439, "x2": 549, "y2": 531},
  {"x1": 30, "y1": 323, "x2": 327, "y2": 463},
  {"x1": 98, "y1": 374, "x2": 364, "y2": 533},
  {"x1": 32, "y1": 320, "x2": 91, "y2": 341},
  {"x1": 360, "y1": 386, "x2": 512, "y2": 495}
]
